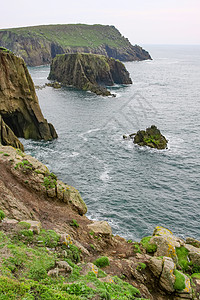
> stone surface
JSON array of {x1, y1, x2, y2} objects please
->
[
  {"x1": 186, "y1": 237, "x2": 200, "y2": 248},
  {"x1": 48, "y1": 53, "x2": 132, "y2": 96},
  {"x1": 148, "y1": 257, "x2": 163, "y2": 278},
  {"x1": 159, "y1": 257, "x2": 176, "y2": 293},
  {"x1": 24, "y1": 220, "x2": 41, "y2": 234},
  {"x1": 57, "y1": 261, "x2": 73, "y2": 273},
  {"x1": 87, "y1": 220, "x2": 112, "y2": 236},
  {"x1": 0, "y1": 115, "x2": 24, "y2": 151},
  {"x1": 133, "y1": 125, "x2": 168, "y2": 149},
  {"x1": 80, "y1": 263, "x2": 98, "y2": 276},
  {"x1": 0, "y1": 25, "x2": 152, "y2": 66},
  {"x1": 0, "y1": 48, "x2": 57, "y2": 141}
]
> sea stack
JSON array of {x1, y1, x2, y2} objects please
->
[
  {"x1": 48, "y1": 53, "x2": 132, "y2": 96},
  {"x1": 0, "y1": 47, "x2": 57, "y2": 142}
]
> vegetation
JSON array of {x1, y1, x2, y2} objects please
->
[
  {"x1": 0, "y1": 210, "x2": 5, "y2": 221},
  {"x1": 70, "y1": 219, "x2": 79, "y2": 228},
  {"x1": 140, "y1": 236, "x2": 157, "y2": 253},
  {"x1": 0, "y1": 24, "x2": 129, "y2": 49},
  {"x1": 174, "y1": 270, "x2": 186, "y2": 290},
  {"x1": 93, "y1": 256, "x2": 110, "y2": 268},
  {"x1": 0, "y1": 225, "x2": 143, "y2": 299},
  {"x1": 136, "y1": 263, "x2": 146, "y2": 271},
  {"x1": 176, "y1": 246, "x2": 190, "y2": 272}
]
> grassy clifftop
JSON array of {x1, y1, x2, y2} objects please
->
[{"x1": 0, "y1": 24, "x2": 152, "y2": 66}]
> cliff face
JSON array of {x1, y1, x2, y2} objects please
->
[
  {"x1": 0, "y1": 48, "x2": 57, "y2": 141},
  {"x1": 48, "y1": 53, "x2": 132, "y2": 96},
  {"x1": 0, "y1": 24, "x2": 152, "y2": 66}
]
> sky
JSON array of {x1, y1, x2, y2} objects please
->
[{"x1": 1, "y1": 0, "x2": 200, "y2": 45}]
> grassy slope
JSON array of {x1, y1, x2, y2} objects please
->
[{"x1": 0, "y1": 24, "x2": 131, "y2": 48}]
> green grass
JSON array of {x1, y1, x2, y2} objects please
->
[
  {"x1": 0, "y1": 210, "x2": 5, "y2": 222},
  {"x1": 140, "y1": 236, "x2": 157, "y2": 253},
  {"x1": 176, "y1": 247, "x2": 189, "y2": 272},
  {"x1": 70, "y1": 219, "x2": 79, "y2": 228},
  {"x1": 0, "y1": 226, "x2": 144, "y2": 299},
  {"x1": 0, "y1": 24, "x2": 130, "y2": 49},
  {"x1": 174, "y1": 270, "x2": 186, "y2": 291},
  {"x1": 93, "y1": 256, "x2": 110, "y2": 268}
]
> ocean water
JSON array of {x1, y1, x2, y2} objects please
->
[{"x1": 23, "y1": 45, "x2": 200, "y2": 241}]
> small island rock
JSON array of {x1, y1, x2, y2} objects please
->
[
  {"x1": 48, "y1": 53, "x2": 132, "y2": 96},
  {"x1": 133, "y1": 125, "x2": 168, "y2": 149}
]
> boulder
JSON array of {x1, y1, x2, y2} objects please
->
[
  {"x1": 48, "y1": 53, "x2": 132, "y2": 96},
  {"x1": 133, "y1": 125, "x2": 168, "y2": 149},
  {"x1": 150, "y1": 226, "x2": 184, "y2": 262},
  {"x1": 56, "y1": 261, "x2": 73, "y2": 273},
  {"x1": 148, "y1": 257, "x2": 163, "y2": 278},
  {"x1": 0, "y1": 48, "x2": 57, "y2": 141},
  {"x1": 24, "y1": 220, "x2": 42, "y2": 234},
  {"x1": 159, "y1": 257, "x2": 176, "y2": 293},
  {"x1": 80, "y1": 263, "x2": 98, "y2": 276},
  {"x1": 87, "y1": 221, "x2": 112, "y2": 236},
  {"x1": 185, "y1": 244, "x2": 200, "y2": 267}
]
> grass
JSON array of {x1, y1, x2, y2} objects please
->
[
  {"x1": 70, "y1": 219, "x2": 79, "y2": 228},
  {"x1": 174, "y1": 270, "x2": 186, "y2": 291},
  {"x1": 93, "y1": 256, "x2": 110, "y2": 268},
  {"x1": 140, "y1": 236, "x2": 157, "y2": 253},
  {"x1": 0, "y1": 24, "x2": 130, "y2": 49},
  {"x1": 0, "y1": 210, "x2": 5, "y2": 222},
  {"x1": 176, "y1": 247, "x2": 189, "y2": 272}
]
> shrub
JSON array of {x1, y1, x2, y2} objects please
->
[
  {"x1": 63, "y1": 244, "x2": 81, "y2": 263},
  {"x1": 174, "y1": 270, "x2": 186, "y2": 290},
  {"x1": 18, "y1": 222, "x2": 31, "y2": 230},
  {"x1": 37, "y1": 229, "x2": 60, "y2": 248},
  {"x1": 29, "y1": 265, "x2": 47, "y2": 281},
  {"x1": 133, "y1": 243, "x2": 141, "y2": 253},
  {"x1": 0, "y1": 210, "x2": 5, "y2": 221},
  {"x1": 140, "y1": 236, "x2": 157, "y2": 253},
  {"x1": 93, "y1": 256, "x2": 110, "y2": 268}
]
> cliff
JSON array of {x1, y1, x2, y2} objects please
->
[
  {"x1": 0, "y1": 24, "x2": 152, "y2": 66},
  {"x1": 0, "y1": 47, "x2": 57, "y2": 141},
  {"x1": 48, "y1": 53, "x2": 132, "y2": 96},
  {"x1": 1, "y1": 145, "x2": 200, "y2": 299}
]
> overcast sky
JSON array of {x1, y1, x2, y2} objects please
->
[{"x1": 1, "y1": 0, "x2": 200, "y2": 44}]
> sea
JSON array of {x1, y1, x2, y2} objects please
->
[{"x1": 22, "y1": 45, "x2": 200, "y2": 242}]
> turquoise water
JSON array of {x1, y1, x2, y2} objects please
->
[{"x1": 23, "y1": 45, "x2": 200, "y2": 241}]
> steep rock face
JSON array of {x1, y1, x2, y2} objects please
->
[
  {"x1": 0, "y1": 24, "x2": 152, "y2": 66},
  {"x1": 0, "y1": 115, "x2": 24, "y2": 151},
  {"x1": 48, "y1": 53, "x2": 132, "y2": 96},
  {"x1": 0, "y1": 48, "x2": 57, "y2": 141}
]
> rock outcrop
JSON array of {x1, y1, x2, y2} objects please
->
[
  {"x1": 48, "y1": 53, "x2": 132, "y2": 96},
  {"x1": 133, "y1": 125, "x2": 168, "y2": 149},
  {"x1": 0, "y1": 24, "x2": 152, "y2": 66},
  {"x1": 0, "y1": 115, "x2": 24, "y2": 151},
  {"x1": 0, "y1": 48, "x2": 57, "y2": 142}
]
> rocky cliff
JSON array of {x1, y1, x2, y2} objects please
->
[
  {"x1": 1, "y1": 145, "x2": 200, "y2": 299},
  {"x1": 48, "y1": 53, "x2": 132, "y2": 96},
  {"x1": 0, "y1": 47, "x2": 57, "y2": 141},
  {"x1": 0, "y1": 24, "x2": 152, "y2": 66}
]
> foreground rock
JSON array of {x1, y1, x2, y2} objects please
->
[
  {"x1": 133, "y1": 125, "x2": 168, "y2": 149},
  {"x1": 0, "y1": 24, "x2": 152, "y2": 66},
  {"x1": 0, "y1": 48, "x2": 57, "y2": 142},
  {"x1": 48, "y1": 53, "x2": 132, "y2": 96}
]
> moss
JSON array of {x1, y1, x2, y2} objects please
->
[
  {"x1": 174, "y1": 270, "x2": 186, "y2": 290},
  {"x1": 176, "y1": 246, "x2": 189, "y2": 272},
  {"x1": 93, "y1": 256, "x2": 110, "y2": 268},
  {"x1": 133, "y1": 243, "x2": 142, "y2": 253},
  {"x1": 18, "y1": 221, "x2": 31, "y2": 229},
  {"x1": 136, "y1": 263, "x2": 146, "y2": 271},
  {"x1": 140, "y1": 236, "x2": 157, "y2": 253},
  {"x1": 191, "y1": 273, "x2": 200, "y2": 279}
]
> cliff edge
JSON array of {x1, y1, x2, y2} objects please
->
[
  {"x1": 0, "y1": 24, "x2": 152, "y2": 66},
  {"x1": 0, "y1": 47, "x2": 57, "y2": 141}
]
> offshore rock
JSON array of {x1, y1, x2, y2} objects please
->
[
  {"x1": 0, "y1": 48, "x2": 57, "y2": 141},
  {"x1": 48, "y1": 53, "x2": 132, "y2": 96},
  {"x1": 134, "y1": 125, "x2": 168, "y2": 149},
  {"x1": 0, "y1": 24, "x2": 152, "y2": 66}
]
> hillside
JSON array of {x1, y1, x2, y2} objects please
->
[{"x1": 0, "y1": 24, "x2": 152, "y2": 66}]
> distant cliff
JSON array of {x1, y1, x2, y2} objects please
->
[
  {"x1": 0, "y1": 24, "x2": 152, "y2": 66},
  {"x1": 0, "y1": 47, "x2": 57, "y2": 142},
  {"x1": 48, "y1": 53, "x2": 132, "y2": 96}
]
